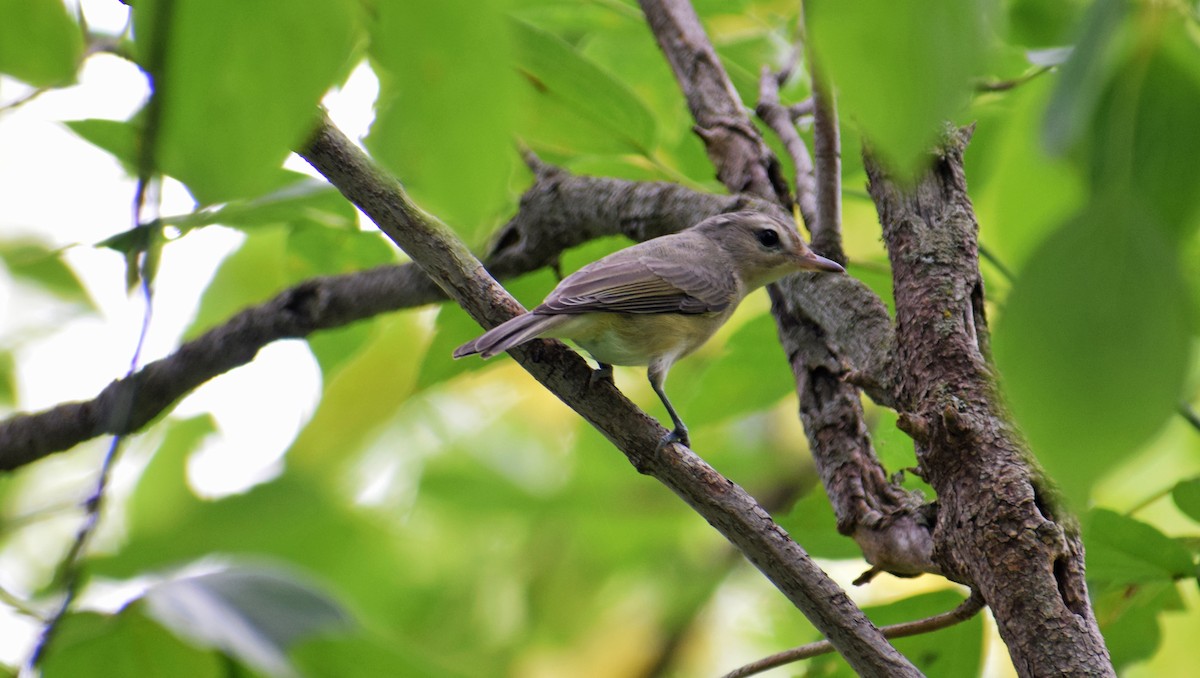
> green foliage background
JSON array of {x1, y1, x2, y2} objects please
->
[{"x1": 1, "y1": 0, "x2": 1198, "y2": 676}]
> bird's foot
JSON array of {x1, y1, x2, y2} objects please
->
[
  {"x1": 589, "y1": 362, "x2": 614, "y2": 388},
  {"x1": 656, "y1": 426, "x2": 690, "y2": 450}
]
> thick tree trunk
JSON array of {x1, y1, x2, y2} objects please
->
[{"x1": 867, "y1": 131, "x2": 1114, "y2": 676}]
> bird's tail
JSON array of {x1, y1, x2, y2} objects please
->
[{"x1": 453, "y1": 312, "x2": 567, "y2": 359}]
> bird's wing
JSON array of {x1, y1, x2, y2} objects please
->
[{"x1": 537, "y1": 243, "x2": 737, "y2": 315}]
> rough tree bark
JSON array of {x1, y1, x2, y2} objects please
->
[
  {"x1": 638, "y1": 0, "x2": 1113, "y2": 674},
  {"x1": 867, "y1": 135, "x2": 1113, "y2": 675},
  {"x1": 0, "y1": 0, "x2": 1118, "y2": 674}
]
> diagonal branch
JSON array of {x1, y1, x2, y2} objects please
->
[{"x1": 297, "y1": 114, "x2": 920, "y2": 674}]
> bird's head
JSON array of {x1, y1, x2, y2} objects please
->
[{"x1": 696, "y1": 211, "x2": 844, "y2": 290}]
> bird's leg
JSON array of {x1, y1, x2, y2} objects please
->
[
  {"x1": 648, "y1": 365, "x2": 689, "y2": 449},
  {"x1": 589, "y1": 361, "x2": 614, "y2": 387}
]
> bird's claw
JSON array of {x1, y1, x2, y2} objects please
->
[
  {"x1": 589, "y1": 363, "x2": 614, "y2": 388},
  {"x1": 656, "y1": 427, "x2": 690, "y2": 450}
]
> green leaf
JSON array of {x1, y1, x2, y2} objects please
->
[
  {"x1": 90, "y1": 474, "x2": 413, "y2": 639},
  {"x1": 164, "y1": 176, "x2": 358, "y2": 234},
  {"x1": 288, "y1": 313, "x2": 428, "y2": 470},
  {"x1": 133, "y1": 0, "x2": 360, "y2": 204},
  {"x1": 64, "y1": 119, "x2": 139, "y2": 173},
  {"x1": 778, "y1": 486, "x2": 863, "y2": 560},
  {"x1": 1094, "y1": 581, "x2": 1179, "y2": 670},
  {"x1": 286, "y1": 222, "x2": 395, "y2": 277},
  {"x1": 127, "y1": 416, "x2": 216, "y2": 536},
  {"x1": 994, "y1": 209, "x2": 1193, "y2": 505},
  {"x1": 40, "y1": 611, "x2": 222, "y2": 678},
  {"x1": 810, "y1": 590, "x2": 983, "y2": 677},
  {"x1": 1042, "y1": 0, "x2": 1131, "y2": 154},
  {"x1": 0, "y1": 240, "x2": 93, "y2": 309},
  {"x1": 293, "y1": 635, "x2": 477, "y2": 678},
  {"x1": 686, "y1": 312, "x2": 794, "y2": 423},
  {"x1": 1005, "y1": 0, "x2": 1088, "y2": 48},
  {"x1": 185, "y1": 226, "x2": 288, "y2": 339},
  {"x1": 142, "y1": 566, "x2": 352, "y2": 678},
  {"x1": 0, "y1": 0, "x2": 82, "y2": 86},
  {"x1": 1084, "y1": 509, "x2": 1195, "y2": 584},
  {"x1": 511, "y1": 19, "x2": 657, "y2": 156},
  {"x1": 1172, "y1": 477, "x2": 1200, "y2": 525},
  {"x1": 367, "y1": 0, "x2": 518, "y2": 238},
  {"x1": 1091, "y1": 17, "x2": 1200, "y2": 243},
  {"x1": 968, "y1": 76, "x2": 1084, "y2": 271},
  {"x1": 808, "y1": 0, "x2": 988, "y2": 177},
  {"x1": 0, "y1": 352, "x2": 14, "y2": 407}
]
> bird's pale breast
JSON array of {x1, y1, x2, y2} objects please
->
[{"x1": 547, "y1": 311, "x2": 729, "y2": 366}]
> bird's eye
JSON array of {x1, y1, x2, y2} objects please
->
[{"x1": 756, "y1": 228, "x2": 781, "y2": 248}]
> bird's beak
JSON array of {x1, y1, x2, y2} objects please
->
[{"x1": 798, "y1": 251, "x2": 846, "y2": 273}]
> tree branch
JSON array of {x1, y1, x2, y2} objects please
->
[
  {"x1": 867, "y1": 129, "x2": 1114, "y2": 676},
  {"x1": 755, "y1": 66, "x2": 816, "y2": 229},
  {"x1": 0, "y1": 166, "x2": 757, "y2": 471},
  {"x1": 297, "y1": 114, "x2": 919, "y2": 674}
]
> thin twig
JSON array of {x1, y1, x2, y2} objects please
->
[
  {"x1": 755, "y1": 65, "x2": 816, "y2": 228},
  {"x1": 974, "y1": 66, "x2": 1053, "y2": 93},
  {"x1": 721, "y1": 590, "x2": 985, "y2": 678},
  {"x1": 27, "y1": 1, "x2": 170, "y2": 665},
  {"x1": 1179, "y1": 401, "x2": 1200, "y2": 433},
  {"x1": 802, "y1": 5, "x2": 844, "y2": 264},
  {"x1": 788, "y1": 98, "x2": 814, "y2": 122},
  {"x1": 978, "y1": 243, "x2": 1015, "y2": 283},
  {"x1": 1124, "y1": 484, "x2": 1176, "y2": 516}
]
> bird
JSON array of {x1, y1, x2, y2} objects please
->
[{"x1": 453, "y1": 210, "x2": 845, "y2": 448}]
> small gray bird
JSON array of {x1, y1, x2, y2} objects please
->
[{"x1": 454, "y1": 211, "x2": 845, "y2": 448}]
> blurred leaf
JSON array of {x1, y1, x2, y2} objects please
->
[
  {"x1": 778, "y1": 485, "x2": 862, "y2": 560},
  {"x1": 1094, "y1": 581, "x2": 1178, "y2": 670},
  {"x1": 128, "y1": 415, "x2": 216, "y2": 536},
  {"x1": 810, "y1": 590, "x2": 982, "y2": 677},
  {"x1": 293, "y1": 635, "x2": 476, "y2": 678},
  {"x1": 1042, "y1": 0, "x2": 1131, "y2": 154},
  {"x1": 808, "y1": 0, "x2": 988, "y2": 177},
  {"x1": 133, "y1": 0, "x2": 360, "y2": 204},
  {"x1": 165, "y1": 176, "x2": 357, "y2": 233},
  {"x1": 90, "y1": 474, "x2": 409, "y2": 633},
  {"x1": 0, "y1": 0, "x2": 82, "y2": 86},
  {"x1": 512, "y1": 19, "x2": 657, "y2": 156},
  {"x1": 1005, "y1": 0, "x2": 1087, "y2": 48},
  {"x1": 687, "y1": 312, "x2": 793, "y2": 423},
  {"x1": 142, "y1": 566, "x2": 352, "y2": 678},
  {"x1": 64, "y1": 118, "x2": 139, "y2": 172},
  {"x1": 306, "y1": 320, "x2": 375, "y2": 379},
  {"x1": 1091, "y1": 16, "x2": 1200, "y2": 243},
  {"x1": 968, "y1": 76, "x2": 1084, "y2": 270},
  {"x1": 873, "y1": 591, "x2": 983, "y2": 678},
  {"x1": 0, "y1": 240, "x2": 93, "y2": 309},
  {"x1": 40, "y1": 611, "x2": 222, "y2": 678},
  {"x1": 1084, "y1": 509, "x2": 1195, "y2": 584},
  {"x1": 286, "y1": 223, "x2": 395, "y2": 278},
  {"x1": 994, "y1": 210, "x2": 1193, "y2": 505},
  {"x1": 288, "y1": 313, "x2": 428, "y2": 470},
  {"x1": 184, "y1": 226, "x2": 287, "y2": 339},
  {"x1": 869, "y1": 408, "x2": 928, "y2": 494},
  {"x1": 1172, "y1": 477, "x2": 1200, "y2": 525},
  {"x1": 0, "y1": 352, "x2": 14, "y2": 407},
  {"x1": 367, "y1": 0, "x2": 518, "y2": 238}
]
